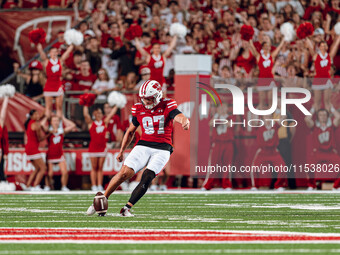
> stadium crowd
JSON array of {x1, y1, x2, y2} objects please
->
[{"x1": 0, "y1": 0, "x2": 340, "y2": 191}]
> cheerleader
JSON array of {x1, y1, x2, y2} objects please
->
[
  {"x1": 36, "y1": 43, "x2": 73, "y2": 119},
  {"x1": 135, "y1": 35, "x2": 177, "y2": 90},
  {"x1": 308, "y1": 36, "x2": 340, "y2": 111},
  {"x1": 83, "y1": 104, "x2": 118, "y2": 191},
  {"x1": 45, "y1": 116, "x2": 76, "y2": 191},
  {"x1": 24, "y1": 110, "x2": 49, "y2": 191},
  {"x1": 250, "y1": 38, "x2": 285, "y2": 109}
]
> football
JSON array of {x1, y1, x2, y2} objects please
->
[{"x1": 93, "y1": 192, "x2": 108, "y2": 216}]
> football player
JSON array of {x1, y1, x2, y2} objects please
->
[{"x1": 87, "y1": 80, "x2": 189, "y2": 216}]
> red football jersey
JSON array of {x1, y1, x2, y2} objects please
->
[
  {"x1": 312, "y1": 120, "x2": 336, "y2": 151},
  {"x1": 314, "y1": 53, "x2": 331, "y2": 78},
  {"x1": 45, "y1": 59, "x2": 62, "y2": 92},
  {"x1": 25, "y1": 120, "x2": 40, "y2": 156},
  {"x1": 258, "y1": 52, "x2": 274, "y2": 78},
  {"x1": 256, "y1": 124, "x2": 279, "y2": 149},
  {"x1": 89, "y1": 120, "x2": 108, "y2": 152},
  {"x1": 131, "y1": 98, "x2": 178, "y2": 145},
  {"x1": 47, "y1": 133, "x2": 64, "y2": 160},
  {"x1": 148, "y1": 54, "x2": 165, "y2": 85},
  {"x1": 212, "y1": 114, "x2": 235, "y2": 142}
]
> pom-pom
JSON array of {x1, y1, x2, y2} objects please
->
[
  {"x1": 280, "y1": 22, "x2": 295, "y2": 42},
  {"x1": 0, "y1": 84, "x2": 16, "y2": 98},
  {"x1": 28, "y1": 28, "x2": 46, "y2": 44},
  {"x1": 79, "y1": 93, "x2": 97, "y2": 107},
  {"x1": 296, "y1": 22, "x2": 314, "y2": 39},
  {"x1": 169, "y1": 22, "x2": 187, "y2": 38},
  {"x1": 335, "y1": 22, "x2": 340, "y2": 35},
  {"x1": 124, "y1": 24, "x2": 143, "y2": 40},
  {"x1": 107, "y1": 91, "x2": 127, "y2": 109},
  {"x1": 240, "y1": 25, "x2": 254, "y2": 41},
  {"x1": 64, "y1": 29, "x2": 84, "y2": 46}
]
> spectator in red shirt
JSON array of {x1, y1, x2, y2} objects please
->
[{"x1": 73, "y1": 60, "x2": 97, "y2": 92}]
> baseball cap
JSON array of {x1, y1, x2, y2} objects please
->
[
  {"x1": 29, "y1": 60, "x2": 43, "y2": 70},
  {"x1": 314, "y1": 28, "x2": 325, "y2": 35}
]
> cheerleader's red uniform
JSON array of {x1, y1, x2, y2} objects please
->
[
  {"x1": 44, "y1": 58, "x2": 64, "y2": 97},
  {"x1": 312, "y1": 52, "x2": 333, "y2": 90},
  {"x1": 257, "y1": 51, "x2": 276, "y2": 90},
  {"x1": 89, "y1": 120, "x2": 108, "y2": 157},
  {"x1": 46, "y1": 133, "x2": 65, "y2": 163},
  {"x1": 25, "y1": 120, "x2": 42, "y2": 161}
]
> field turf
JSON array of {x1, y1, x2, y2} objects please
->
[{"x1": 1, "y1": 191, "x2": 340, "y2": 254}]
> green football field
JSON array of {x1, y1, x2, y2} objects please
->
[{"x1": 1, "y1": 191, "x2": 340, "y2": 254}]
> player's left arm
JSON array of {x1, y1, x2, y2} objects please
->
[{"x1": 174, "y1": 113, "x2": 190, "y2": 130}]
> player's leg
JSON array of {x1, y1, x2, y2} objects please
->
[
  {"x1": 104, "y1": 165, "x2": 135, "y2": 198},
  {"x1": 55, "y1": 94, "x2": 64, "y2": 119},
  {"x1": 90, "y1": 157, "x2": 98, "y2": 190},
  {"x1": 105, "y1": 145, "x2": 151, "y2": 199},
  {"x1": 32, "y1": 158, "x2": 47, "y2": 189},
  {"x1": 313, "y1": 90, "x2": 322, "y2": 111},
  {"x1": 120, "y1": 148, "x2": 170, "y2": 216},
  {"x1": 44, "y1": 96, "x2": 53, "y2": 119},
  {"x1": 96, "y1": 157, "x2": 105, "y2": 190},
  {"x1": 59, "y1": 160, "x2": 69, "y2": 191}
]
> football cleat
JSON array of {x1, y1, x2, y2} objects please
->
[
  {"x1": 120, "y1": 207, "x2": 134, "y2": 217},
  {"x1": 139, "y1": 80, "x2": 162, "y2": 109},
  {"x1": 86, "y1": 204, "x2": 96, "y2": 216}
]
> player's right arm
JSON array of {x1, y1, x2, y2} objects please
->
[
  {"x1": 304, "y1": 114, "x2": 314, "y2": 129},
  {"x1": 116, "y1": 123, "x2": 138, "y2": 162}
]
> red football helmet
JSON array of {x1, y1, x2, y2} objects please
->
[{"x1": 139, "y1": 80, "x2": 162, "y2": 109}]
